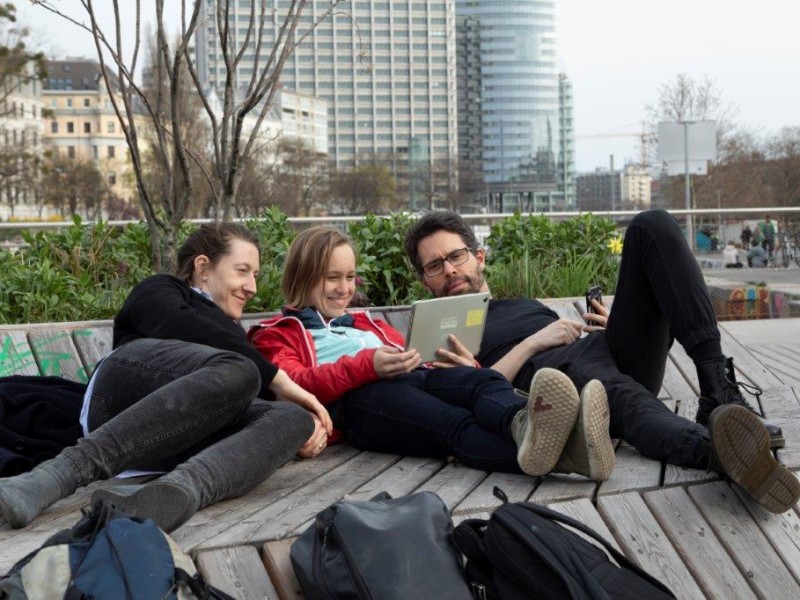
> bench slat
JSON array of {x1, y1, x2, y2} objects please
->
[
  {"x1": 72, "y1": 327, "x2": 113, "y2": 377},
  {"x1": 196, "y1": 545, "x2": 278, "y2": 599},
  {"x1": 0, "y1": 331, "x2": 40, "y2": 376},
  {"x1": 27, "y1": 330, "x2": 88, "y2": 383}
]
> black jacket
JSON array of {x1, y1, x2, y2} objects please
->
[
  {"x1": 0, "y1": 375, "x2": 86, "y2": 476},
  {"x1": 113, "y1": 274, "x2": 278, "y2": 398}
]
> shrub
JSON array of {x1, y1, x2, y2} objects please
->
[
  {"x1": 348, "y1": 213, "x2": 427, "y2": 306},
  {"x1": 486, "y1": 212, "x2": 620, "y2": 298}
]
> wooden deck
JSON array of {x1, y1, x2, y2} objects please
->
[{"x1": 2, "y1": 301, "x2": 800, "y2": 599}]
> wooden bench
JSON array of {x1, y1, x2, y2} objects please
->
[{"x1": 3, "y1": 301, "x2": 800, "y2": 599}]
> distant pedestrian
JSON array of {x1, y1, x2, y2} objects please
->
[
  {"x1": 747, "y1": 239, "x2": 768, "y2": 268},
  {"x1": 740, "y1": 225, "x2": 752, "y2": 248},
  {"x1": 756, "y1": 214, "x2": 776, "y2": 260},
  {"x1": 723, "y1": 241, "x2": 742, "y2": 268}
]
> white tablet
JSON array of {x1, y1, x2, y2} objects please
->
[{"x1": 404, "y1": 292, "x2": 490, "y2": 362}]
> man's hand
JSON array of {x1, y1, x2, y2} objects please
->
[
  {"x1": 297, "y1": 414, "x2": 328, "y2": 459},
  {"x1": 527, "y1": 318, "x2": 584, "y2": 353},
  {"x1": 431, "y1": 334, "x2": 476, "y2": 368},
  {"x1": 374, "y1": 346, "x2": 421, "y2": 378},
  {"x1": 583, "y1": 297, "x2": 609, "y2": 331}
]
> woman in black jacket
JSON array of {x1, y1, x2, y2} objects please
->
[{"x1": 0, "y1": 223, "x2": 328, "y2": 532}]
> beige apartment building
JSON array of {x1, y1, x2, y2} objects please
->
[{"x1": 43, "y1": 59, "x2": 134, "y2": 204}]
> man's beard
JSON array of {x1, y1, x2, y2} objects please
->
[{"x1": 444, "y1": 270, "x2": 485, "y2": 296}]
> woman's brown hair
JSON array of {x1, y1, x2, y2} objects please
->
[
  {"x1": 175, "y1": 222, "x2": 259, "y2": 283},
  {"x1": 282, "y1": 226, "x2": 352, "y2": 308}
]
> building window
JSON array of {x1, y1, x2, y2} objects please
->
[
  {"x1": 108, "y1": 145, "x2": 115, "y2": 158},
  {"x1": 93, "y1": 145, "x2": 98, "y2": 159},
  {"x1": 107, "y1": 121, "x2": 115, "y2": 133},
  {"x1": 67, "y1": 146, "x2": 75, "y2": 158},
  {"x1": 50, "y1": 121, "x2": 58, "y2": 133},
  {"x1": 84, "y1": 122, "x2": 91, "y2": 133},
  {"x1": 83, "y1": 98, "x2": 90, "y2": 107},
  {"x1": 66, "y1": 98, "x2": 73, "y2": 108},
  {"x1": 67, "y1": 122, "x2": 74, "y2": 133},
  {"x1": 108, "y1": 172, "x2": 117, "y2": 186}
]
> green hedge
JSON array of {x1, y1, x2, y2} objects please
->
[{"x1": 0, "y1": 210, "x2": 621, "y2": 324}]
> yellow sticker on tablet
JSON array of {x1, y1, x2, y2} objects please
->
[{"x1": 466, "y1": 309, "x2": 484, "y2": 327}]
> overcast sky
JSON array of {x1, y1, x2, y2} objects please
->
[{"x1": 13, "y1": 0, "x2": 800, "y2": 172}]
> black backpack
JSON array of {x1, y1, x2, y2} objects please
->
[
  {"x1": 453, "y1": 488, "x2": 675, "y2": 600},
  {"x1": 291, "y1": 491, "x2": 472, "y2": 600}
]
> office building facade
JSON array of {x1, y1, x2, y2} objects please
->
[
  {"x1": 456, "y1": 0, "x2": 575, "y2": 212},
  {"x1": 196, "y1": 0, "x2": 459, "y2": 210}
]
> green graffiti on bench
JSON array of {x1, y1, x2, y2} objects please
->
[
  {"x1": 0, "y1": 335, "x2": 37, "y2": 376},
  {"x1": 34, "y1": 331, "x2": 89, "y2": 383}
]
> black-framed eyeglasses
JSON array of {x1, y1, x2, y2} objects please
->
[{"x1": 421, "y1": 247, "x2": 471, "y2": 278}]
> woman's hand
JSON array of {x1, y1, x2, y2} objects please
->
[
  {"x1": 269, "y1": 369, "x2": 333, "y2": 434},
  {"x1": 373, "y1": 346, "x2": 420, "y2": 379},
  {"x1": 297, "y1": 414, "x2": 329, "y2": 459},
  {"x1": 583, "y1": 298, "x2": 609, "y2": 331},
  {"x1": 527, "y1": 319, "x2": 584, "y2": 353},
  {"x1": 431, "y1": 334, "x2": 476, "y2": 368}
]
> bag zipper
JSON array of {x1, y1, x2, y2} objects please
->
[
  {"x1": 329, "y1": 522, "x2": 373, "y2": 599},
  {"x1": 313, "y1": 514, "x2": 338, "y2": 600}
]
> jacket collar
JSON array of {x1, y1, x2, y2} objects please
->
[{"x1": 283, "y1": 306, "x2": 355, "y2": 330}]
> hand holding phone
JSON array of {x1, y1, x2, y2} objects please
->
[{"x1": 585, "y1": 286, "x2": 602, "y2": 315}]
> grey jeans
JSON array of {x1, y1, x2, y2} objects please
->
[{"x1": 62, "y1": 338, "x2": 313, "y2": 507}]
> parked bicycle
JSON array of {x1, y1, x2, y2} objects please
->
[{"x1": 778, "y1": 231, "x2": 800, "y2": 268}]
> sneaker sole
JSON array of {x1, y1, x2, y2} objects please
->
[
  {"x1": 579, "y1": 380, "x2": 616, "y2": 481},
  {"x1": 709, "y1": 405, "x2": 800, "y2": 514},
  {"x1": 92, "y1": 482, "x2": 198, "y2": 532},
  {"x1": 517, "y1": 369, "x2": 580, "y2": 476}
]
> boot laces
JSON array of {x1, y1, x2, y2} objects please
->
[{"x1": 722, "y1": 378, "x2": 762, "y2": 411}]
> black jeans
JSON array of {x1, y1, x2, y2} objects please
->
[
  {"x1": 64, "y1": 339, "x2": 314, "y2": 507},
  {"x1": 528, "y1": 209, "x2": 715, "y2": 469},
  {"x1": 341, "y1": 367, "x2": 526, "y2": 473}
]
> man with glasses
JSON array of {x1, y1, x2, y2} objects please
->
[{"x1": 403, "y1": 210, "x2": 797, "y2": 514}]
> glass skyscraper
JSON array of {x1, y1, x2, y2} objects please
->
[{"x1": 456, "y1": 0, "x2": 574, "y2": 211}]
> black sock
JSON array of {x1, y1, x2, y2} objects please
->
[{"x1": 688, "y1": 339, "x2": 724, "y2": 366}]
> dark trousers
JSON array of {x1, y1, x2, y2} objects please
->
[
  {"x1": 527, "y1": 209, "x2": 715, "y2": 469},
  {"x1": 64, "y1": 339, "x2": 313, "y2": 507},
  {"x1": 341, "y1": 367, "x2": 526, "y2": 473}
]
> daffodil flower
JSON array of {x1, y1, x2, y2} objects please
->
[{"x1": 607, "y1": 236, "x2": 623, "y2": 255}]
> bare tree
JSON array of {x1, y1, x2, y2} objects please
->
[
  {"x1": 764, "y1": 126, "x2": 800, "y2": 208},
  {"x1": 333, "y1": 164, "x2": 397, "y2": 215},
  {"x1": 33, "y1": 0, "x2": 349, "y2": 271},
  {"x1": 40, "y1": 156, "x2": 105, "y2": 218}
]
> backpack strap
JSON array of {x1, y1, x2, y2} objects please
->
[
  {"x1": 174, "y1": 568, "x2": 236, "y2": 600},
  {"x1": 517, "y1": 501, "x2": 674, "y2": 598}
]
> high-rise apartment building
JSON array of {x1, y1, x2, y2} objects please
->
[
  {"x1": 195, "y1": 0, "x2": 459, "y2": 210},
  {"x1": 455, "y1": 0, "x2": 575, "y2": 212}
]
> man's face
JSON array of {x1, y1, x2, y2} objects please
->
[{"x1": 416, "y1": 230, "x2": 488, "y2": 297}]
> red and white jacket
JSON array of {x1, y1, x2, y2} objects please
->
[{"x1": 248, "y1": 310, "x2": 406, "y2": 406}]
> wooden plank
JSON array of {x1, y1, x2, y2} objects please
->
[
  {"x1": 173, "y1": 445, "x2": 362, "y2": 550},
  {"x1": 667, "y1": 344, "x2": 700, "y2": 396},
  {"x1": 664, "y1": 396, "x2": 719, "y2": 486},
  {"x1": 733, "y1": 477, "x2": 800, "y2": 585},
  {"x1": 0, "y1": 330, "x2": 40, "y2": 376},
  {"x1": 597, "y1": 492, "x2": 704, "y2": 599},
  {"x1": 531, "y1": 473, "x2": 596, "y2": 503},
  {"x1": 195, "y1": 545, "x2": 278, "y2": 600},
  {"x1": 597, "y1": 441, "x2": 660, "y2": 497},
  {"x1": 688, "y1": 481, "x2": 800, "y2": 598},
  {"x1": 718, "y1": 322, "x2": 785, "y2": 391},
  {"x1": 194, "y1": 451, "x2": 400, "y2": 550},
  {"x1": 27, "y1": 329, "x2": 88, "y2": 383},
  {"x1": 748, "y1": 345, "x2": 800, "y2": 386},
  {"x1": 343, "y1": 455, "x2": 445, "y2": 503},
  {"x1": 644, "y1": 486, "x2": 757, "y2": 599},
  {"x1": 658, "y1": 359, "x2": 697, "y2": 400},
  {"x1": 453, "y1": 471, "x2": 536, "y2": 516},
  {"x1": 262, "y1": 539, "x2": 303, "y2": 600},
  {"x1": 415, "y1": 462, "x2": 488, "y2": 511},
  {"x1": 72, "y1": 326, "x2": 113, "y2": 377},
  {"x1": 760, "y1": 387, "x2": 800, "y2": 470},
  {"x1": 547, "y1": 497, "x2": 623, "y2": 554}
]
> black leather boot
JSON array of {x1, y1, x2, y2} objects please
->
[
  {"x1": 696, "y1": 357, "x2": 784, "y2": 449},
  {"x1": 708, "y1": 405, "x2": 799, "y2": 514}
]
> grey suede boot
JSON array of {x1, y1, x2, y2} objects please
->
[
  {"x1": 510, "y1": 368, "x2": 580, "y2": 476},
  {"x1": 91, "y1": 474, "x2": 201, "y2": 533},
  {"x1": 553, "y1": 380, "x2": 616, "y2": 482},
  {"x1": 0, "y1": 456, "x2": 79, "y2": 528}
]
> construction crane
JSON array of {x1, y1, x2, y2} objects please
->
[{"x1": 576, "y1": 123, "x2": 653, "y2": 168}]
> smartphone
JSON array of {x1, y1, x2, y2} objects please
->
[{"x1": 585, "y1": 286, "x2": 602, "y2": 315}]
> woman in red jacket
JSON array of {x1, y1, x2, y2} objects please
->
[{"x1": 249, "y1": 226, "x2": 615, "y2": 480}]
